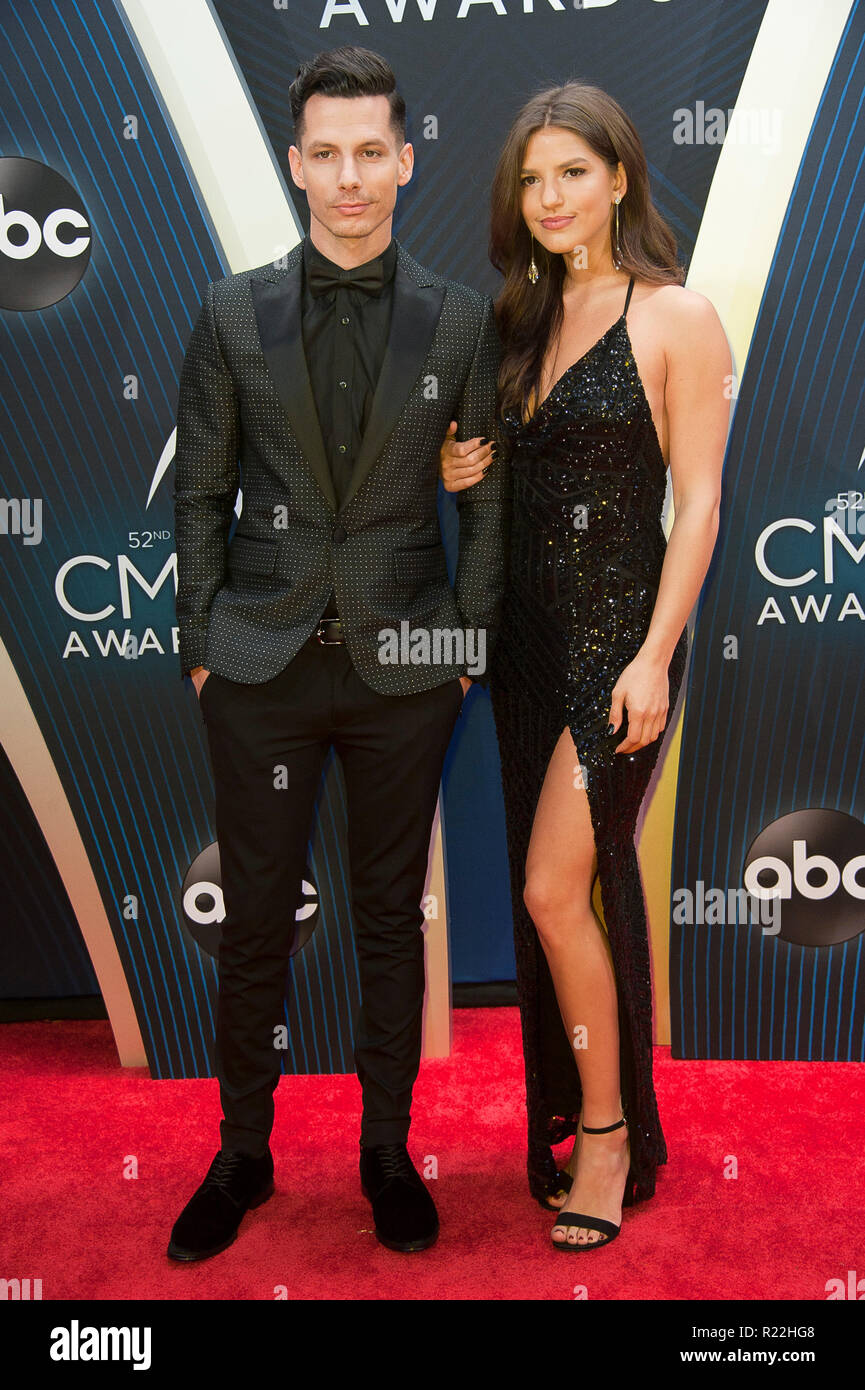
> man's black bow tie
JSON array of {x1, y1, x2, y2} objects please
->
[{"x1": 307, "y1": 259, "x2": 386, "y2": 298}]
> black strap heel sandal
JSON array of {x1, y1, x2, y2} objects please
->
[{"x1": 550, "y1": 1116, "x2": 631, "y2": 1252}]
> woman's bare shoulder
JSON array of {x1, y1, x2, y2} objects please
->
[
  {"x1": 634, "y1": 280, "x2": 728, "y2": 367},
  {"x1": 638, "y1": 279, "x2": 724, "y2": 332}
]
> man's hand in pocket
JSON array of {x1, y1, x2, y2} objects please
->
[{"x1": 190, "y1": 666, "x2": 210, "y2": 698}]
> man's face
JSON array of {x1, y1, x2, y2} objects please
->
[{"x1": 288, "y1": 93, "x2": 413, "y2": 249}]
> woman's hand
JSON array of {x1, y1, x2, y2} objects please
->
[
  {"x1": 607, "y1": 652, "x2": 671, "y2": 753},
  {"x1": 439, "y1": 420, "x2": 496, "y2": 492}
]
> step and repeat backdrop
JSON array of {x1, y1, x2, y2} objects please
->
[{"x1": 0, "y1": 0, "x2": 862, "y2": 1074}]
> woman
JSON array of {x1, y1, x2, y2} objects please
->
[{"x1": 440, "y1": 84, "x2": 730, "y2": 1250}]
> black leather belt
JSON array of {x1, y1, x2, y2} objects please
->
[{"x1": 315, "y1": 617, "x2": 345, "y2": 645}]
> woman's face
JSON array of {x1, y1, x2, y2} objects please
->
[{"x1": 519, "y1": 126, "x2": 623, "y2": 267}]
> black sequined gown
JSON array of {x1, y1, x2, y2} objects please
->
[{"x1": 490, "y1": 275, "x2": 689, "y2": 1206}]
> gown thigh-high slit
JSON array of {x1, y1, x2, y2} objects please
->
[{"x1": 490, "y1": 274, "x2": 689, "y2": 1206}]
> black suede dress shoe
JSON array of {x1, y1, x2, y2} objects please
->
[
  {"x1": 167, "y1": 1148, "x2": 274, "y2": 1262},
  {"x1": 359, "y1": 1142, "x2": 439, "y2": 1252}
]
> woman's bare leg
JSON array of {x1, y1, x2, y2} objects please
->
[{"x1": 523, "y1": 726, "x2": 630, "y2": 1246}]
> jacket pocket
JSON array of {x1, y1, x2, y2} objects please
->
[{"x1": 226, "y1": 534, "x2": 279, "y2": 577}]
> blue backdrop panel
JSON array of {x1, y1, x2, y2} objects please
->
[{"x1": 670, "y1": 3, "x2": 865, "y2": 1060}]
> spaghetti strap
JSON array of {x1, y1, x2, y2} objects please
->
[{"x1": 623, "y1": 274, "x2": 635, "y2": 318}]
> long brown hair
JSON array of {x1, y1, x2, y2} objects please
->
[{"x1": 490, "y1": 83, "x2": 684, "y2": 423}]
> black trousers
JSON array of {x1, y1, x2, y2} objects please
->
[{"x1": 199, "y1": 633, "x2": 464, "y2": 1155}]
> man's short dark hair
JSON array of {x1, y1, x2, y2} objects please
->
[{"x1": 289, "y1": 45, "x2": 406, "y2": 149}]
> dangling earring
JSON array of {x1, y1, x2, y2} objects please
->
[
  {"x1": 612, "y1": 195, "x2": 623, "y2": 271},
  {"x1": 527, "y1": 232, "x2": 539, "y2": 284}
]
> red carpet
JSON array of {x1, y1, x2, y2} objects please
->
[{"x1": 1, "y1": 1008, "x2": 862, "y2": 1301}]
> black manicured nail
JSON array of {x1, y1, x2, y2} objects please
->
[
  {"x1": 607, "y1": 723, "x2": 615, "y2": 734},
  {"x1": 479, "y1": 437, "x2": 491, "y2": 445}
]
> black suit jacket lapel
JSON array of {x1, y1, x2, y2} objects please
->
[
  {"x1": 340, "y1": 248, "x2": 445, "y2": 513},
  {"x1": 250, "y1": 252, "x2": 337, "y2": 513}
]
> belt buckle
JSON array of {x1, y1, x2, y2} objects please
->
[{"x1": 315, "y1": 617, "x2": 344, "y2": 645}]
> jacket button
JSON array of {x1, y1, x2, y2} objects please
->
[{"x1": 332, "y1": 525, "x2": 347, "y2": 543}]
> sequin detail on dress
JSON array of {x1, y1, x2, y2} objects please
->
[{"x1": 490, "y1": 275, "x2": 689, "y2": 1206}]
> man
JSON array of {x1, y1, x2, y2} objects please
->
[{"x1": 168, "y1": 45, "x2": 508, "y2": 1260}]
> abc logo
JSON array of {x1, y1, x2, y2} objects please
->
[
  {"x1": 180, "y1": 842, "x2": 319, "y2": 959},
  {"x1": 743, "y1": 808, "x2": 865, "y2": 946},
  {"x1": 0, "y1": 157, "x2": 91, "y2": 310}
]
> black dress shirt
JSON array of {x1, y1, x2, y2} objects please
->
[{"x1": 301, "y1": 235, "x2": 398, "y2": 620}]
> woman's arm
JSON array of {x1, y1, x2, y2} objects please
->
[
  {"x1": 642, "y1": 289, "x2": 730, "y2": 663},
  {"x1": 610, "y1": 290, "x2": 731, "y2": 752}
]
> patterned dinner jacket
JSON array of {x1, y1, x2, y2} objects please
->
[{"x1": 172, "y1": 237, "x2": 510, "y2": 693}]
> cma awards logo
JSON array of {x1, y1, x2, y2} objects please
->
[
  {"x1": 0, "y1": 157, "x2": 91, "y2": 311},
  {"x1": 743, "y1": 809, "x2": 865, "y2": 947},
  {"x1": 54, "y1": 397, "x2": 240, "y2": 665},
  {"x1": 181, "y1": 842, "x2": 319, "y2": 958},
  {"x1": 753, "y1": 485, "x2": 865, "y2": 627}
]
